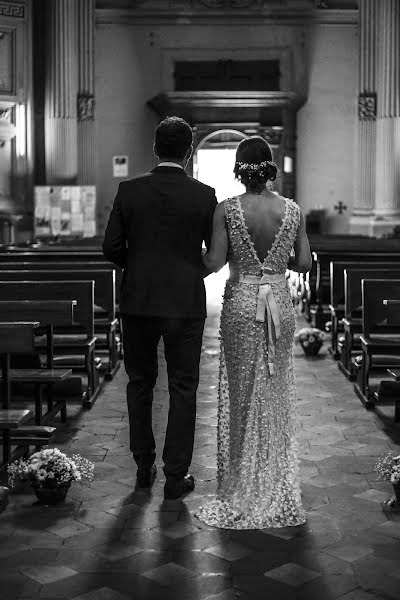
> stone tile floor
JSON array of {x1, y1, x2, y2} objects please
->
[{"x1": 1, "y1": 295, "x2": 400, "y2": 600}]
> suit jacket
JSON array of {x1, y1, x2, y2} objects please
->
[{"x1": 102, "y1": 166, "x2": 218, "y2": 318}]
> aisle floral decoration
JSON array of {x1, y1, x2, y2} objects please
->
[
  {"x1": 374, "y1": 453, "x2": 400, "y2": 485},
  {"x1": 294, "y1": 327, "x2": 326, "y2": 356},
  {"x1": 374, "y1": 453, "x2": 400, "y2": 505},
  {"x1": 7, "y1": 448, "x2": 94, "y2": 504}
]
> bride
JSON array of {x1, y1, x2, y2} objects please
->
[{"x1": 195, "y1": 136, "x2": 312, "y2": 529}]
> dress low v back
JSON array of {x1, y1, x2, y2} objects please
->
[{"x1": 195, "y1": 195, "x2": 306, "y2": 529}]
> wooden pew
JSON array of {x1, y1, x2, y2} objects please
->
[
  {"x1": 0, "y1": 268, "x2": 120, "y2": 379},
  {"x1": 0, "y1": 248, "x2": 123, "y2": 332},
  {"x1": 339, "y1": 269, "x2": 400, "y2": 380},
  {"x1": 307, "y1": 237, "x2": 400, "y2": 328},
  {"x1": 0, "y1": 301, "x2": 75, "y2": 424},
  {"x1": 374, "y1": 299, "x2": 400, "y2": 421},
  {"x1": 384, "y1": 299, "x2": 400, "y2": 325},
  {"x1": 354, "y1": 279, "x2": 400, "y2": 410},
  {"x1": 0, "y1": 409, "x2": 31, "y2": 466},
  {"x1": 330, "y1": 261, "x2": 400, "y2": 361},
  {"x1": 0, "y1": 281, "x2": 99, "y2": 408},
  {"x1": 0, "y1": 322, "x2": 55, "y2": 464},
  {"x1": 0, "y1": 250, "x2": 105, "y2": 262}
]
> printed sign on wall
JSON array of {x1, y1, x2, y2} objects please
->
[
  {"x1": 113, "y1": 155, "x2": 129, "y2": 178},
  {"x1": 34, "y1": 186, "x2": 97, "y2": 239}
]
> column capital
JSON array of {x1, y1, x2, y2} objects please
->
[{"x1": 358, "y1": 93, "x2": 376, "y2": 121}]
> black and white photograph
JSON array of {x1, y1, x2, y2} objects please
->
[{"x1": 1, "y1": 1, "x2": 400, "y2": 599}]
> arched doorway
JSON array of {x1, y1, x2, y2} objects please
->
[
  {"x1": 192, "y1": 128, "x2": 248, "y2": 303},
  {"x1": 193, "y1": 129, "x2": 247, "y2": 202}
]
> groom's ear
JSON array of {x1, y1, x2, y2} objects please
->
[
  {"x1": 187, "y1": 144, "x2": 193, "y2": 161},
  {"x1": 153, "y1": 143, "x2": 159, "y2": 158}
]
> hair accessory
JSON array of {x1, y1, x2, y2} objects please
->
[{"x1": 236, "y1": 160, "x2": 274, "y2": 173}]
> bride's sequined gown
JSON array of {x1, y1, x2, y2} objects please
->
[{"x1": 195, "y1": 195, "x2": 306, "y2": 529}]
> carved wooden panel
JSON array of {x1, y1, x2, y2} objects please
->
[
  {"x1": 0, "y1": 30, "x2": 14, "y2": 95},
  {"x1": 174, "y1": 60, "x2": 280, "y2": 91}
]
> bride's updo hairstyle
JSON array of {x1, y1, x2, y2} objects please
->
[{"x1": 234, "y1": 136, "x2": 278, "y2": 194}]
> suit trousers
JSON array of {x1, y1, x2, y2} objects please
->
[{"x1": 121, "y1": 315, "x2": 205, "y2": 481}]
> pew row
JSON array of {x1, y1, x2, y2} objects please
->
[
  {"x1": 0, "y1": 322, "x2": 56, "y2": 465},
  {"x1": 0, "y1": 267, "x2": 120, "y2": 375},
  {"x1": 353, "y1": 279, "x2": 400, "y2": 417},
  {"x1": 329, "y1": 261, "x2": 400, "y2": 360},
  {"x1": 306, "y1": 238, "x2": 400, "y2": 328},
  {"x1": 0, "y1": 281, "x2": 100, "y2": 408}
]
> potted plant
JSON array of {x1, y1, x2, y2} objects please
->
[
  {"x1": 374, "y1": 453, "x2": 400, "y2": 506},
  {"x1": 295, "y1": 327, "x2": 326, "y2": 356},
  {"x1": 7, "y1": 448, "x2": 94, "y2": 505}
]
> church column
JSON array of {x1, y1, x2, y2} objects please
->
[
  {"x1": 371, "y1": 0, "x2": 400, "y2": 236},
  {"x1": 350, "y1": 0, "x2": 378, "y2": 235},
  {"x1": 77, "y1": 0, "x2": 96, "y2": 184},
  {"x1": 44, "y1": 0, "x2": 78, "y2": 184}
]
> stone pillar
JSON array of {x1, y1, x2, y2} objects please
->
[
  {"x1": 371, "y1": 0, "x2": 400, "y2": 236},
  {"x1": 44, "y1": 0, "x2": 78, "y2": 185},
  {"x1": 77, "y1": 0, "x2": 96, "y2": 184},
  {"x1": 350, "y1": 0, "x2": 378, "y2": 235}
]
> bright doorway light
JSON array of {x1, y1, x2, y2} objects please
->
[
  {"x1": 196, "y1": 148, "x2": 244, "y2": 202},
  {"x1": 17, "y1": 104, "x2": 26, "y2": 157},
  {"x1": 196, "y1": 146, "x2": 245, "y2": 304}
]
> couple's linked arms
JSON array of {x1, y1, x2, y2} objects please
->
[
  {"x1": 202, "y1": 203, "x2": 312, "y2": 275},
  {"x1": 202, "y1": 203, "x2": 228, "y2": 276}
]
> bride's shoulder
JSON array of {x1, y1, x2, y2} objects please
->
[{"x1": 277, "y1": 194, "x2": 300, "y2": 213}]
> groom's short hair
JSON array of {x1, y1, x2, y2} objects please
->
[{"x1": 154, "y1": 116, "x2": 193, "y2": 161}]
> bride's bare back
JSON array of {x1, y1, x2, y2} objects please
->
[{"x1": 238, "y1": 191, "x2": 287, "y2": 264}]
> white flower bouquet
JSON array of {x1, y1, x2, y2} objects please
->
[
  {"x1": 374, "y1": 453, "x2": 400, "y2": 486},
  {"x1": 7, "y1": 448, "x2": 94, "y2": 489},
  {"x1": 294, "y1": 327, "x2": 326, "y2": 346}
]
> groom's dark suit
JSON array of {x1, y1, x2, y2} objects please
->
[{"x1": 103, "y1": 165, "x2": 217, "y2": 482}]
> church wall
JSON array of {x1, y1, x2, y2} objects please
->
[
  {"x1": 297, "y1": 23, "x2": 358, "y2": 233},
  {"x1": 95, "y1": 21, "x2": 306, "y2": 231},
  {"x1": 95, "y1": 18, "x2": 357, "y2": 235}
]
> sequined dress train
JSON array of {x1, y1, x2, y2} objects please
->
[{"x1": 195, "y1": 195, "x2": 307, "y2": 529}]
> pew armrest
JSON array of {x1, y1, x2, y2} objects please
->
[
  {"x1": 388, "y1": 368, "x2": 400, "y2": 381},
  {"x1": 360, "y1": 334, "x2": 400, "y2": 353}
]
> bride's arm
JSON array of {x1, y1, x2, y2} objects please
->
[
  {"x1": 202, "y1": 202, "x2": 228, "y2": 273},
  {"x1": 288, "y1": 211, "x2": 312, "y2": 273}
]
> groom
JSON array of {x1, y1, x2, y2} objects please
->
[{"x1": 102, "y1": 117, "x2": 217, "y2": 499}]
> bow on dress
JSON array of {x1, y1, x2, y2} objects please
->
[{"x1": 239, "y1": 271, "x2": 286, "y2": 375}]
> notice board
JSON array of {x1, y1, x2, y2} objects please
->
[{"x1": 34, "y1": 186, "x2": 96, "y2": 239}]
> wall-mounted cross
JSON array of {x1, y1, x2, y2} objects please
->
[{"x1": 334, "y1": 201, "x2": 347, "y2": 215}]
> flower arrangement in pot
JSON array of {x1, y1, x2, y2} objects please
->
[
  {"x1": 7, "y1": 448, "x2": 94, "y2": 505},
  {"x1": 294, "y1": 327, "x2": 326, "y2": 356},
  {"x1": 374, "y1": 453, "x2": 400, "y2": 506}
]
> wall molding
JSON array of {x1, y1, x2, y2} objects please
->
[
  {"x1": 96, "y1": 7, "x2": 358, "y2": 26},
  {"x1": 0, "y1": 1, "x2": 25, "y2": 19}
]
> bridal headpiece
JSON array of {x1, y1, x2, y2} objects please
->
[{"x1": 236, "y1": 160, "x2": 275, "y2": 173}]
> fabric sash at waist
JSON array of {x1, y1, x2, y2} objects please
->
[{"x1": 232, "y1": 272, "x2": 286, "y2": 376}]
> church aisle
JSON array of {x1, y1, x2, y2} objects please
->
[{"x1": 0, "y1": 302, "x2": 400, "y2": 600}]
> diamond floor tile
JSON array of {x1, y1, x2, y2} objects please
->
[
  {"x1": 21, "y1": 565, "x2": 78, "y2": 584},
  {"x1": 143, "y1": 562, "x2": 197, "y2": 587},
  {"x1": 354, "y1": 489, "x2": 392, "y2": 504},
  {"x1": 72, "y1": 588, "x2": 130, "y2": 600},
  {"x1": 264, "y1": 562, "x2": 321, "y2": 587},
  {"x1": 325, "y1": 542, "x2": 374, "y2": 563},
  {"x1": 205, "y1": 541, "x2": 252, "y2": 561}
]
